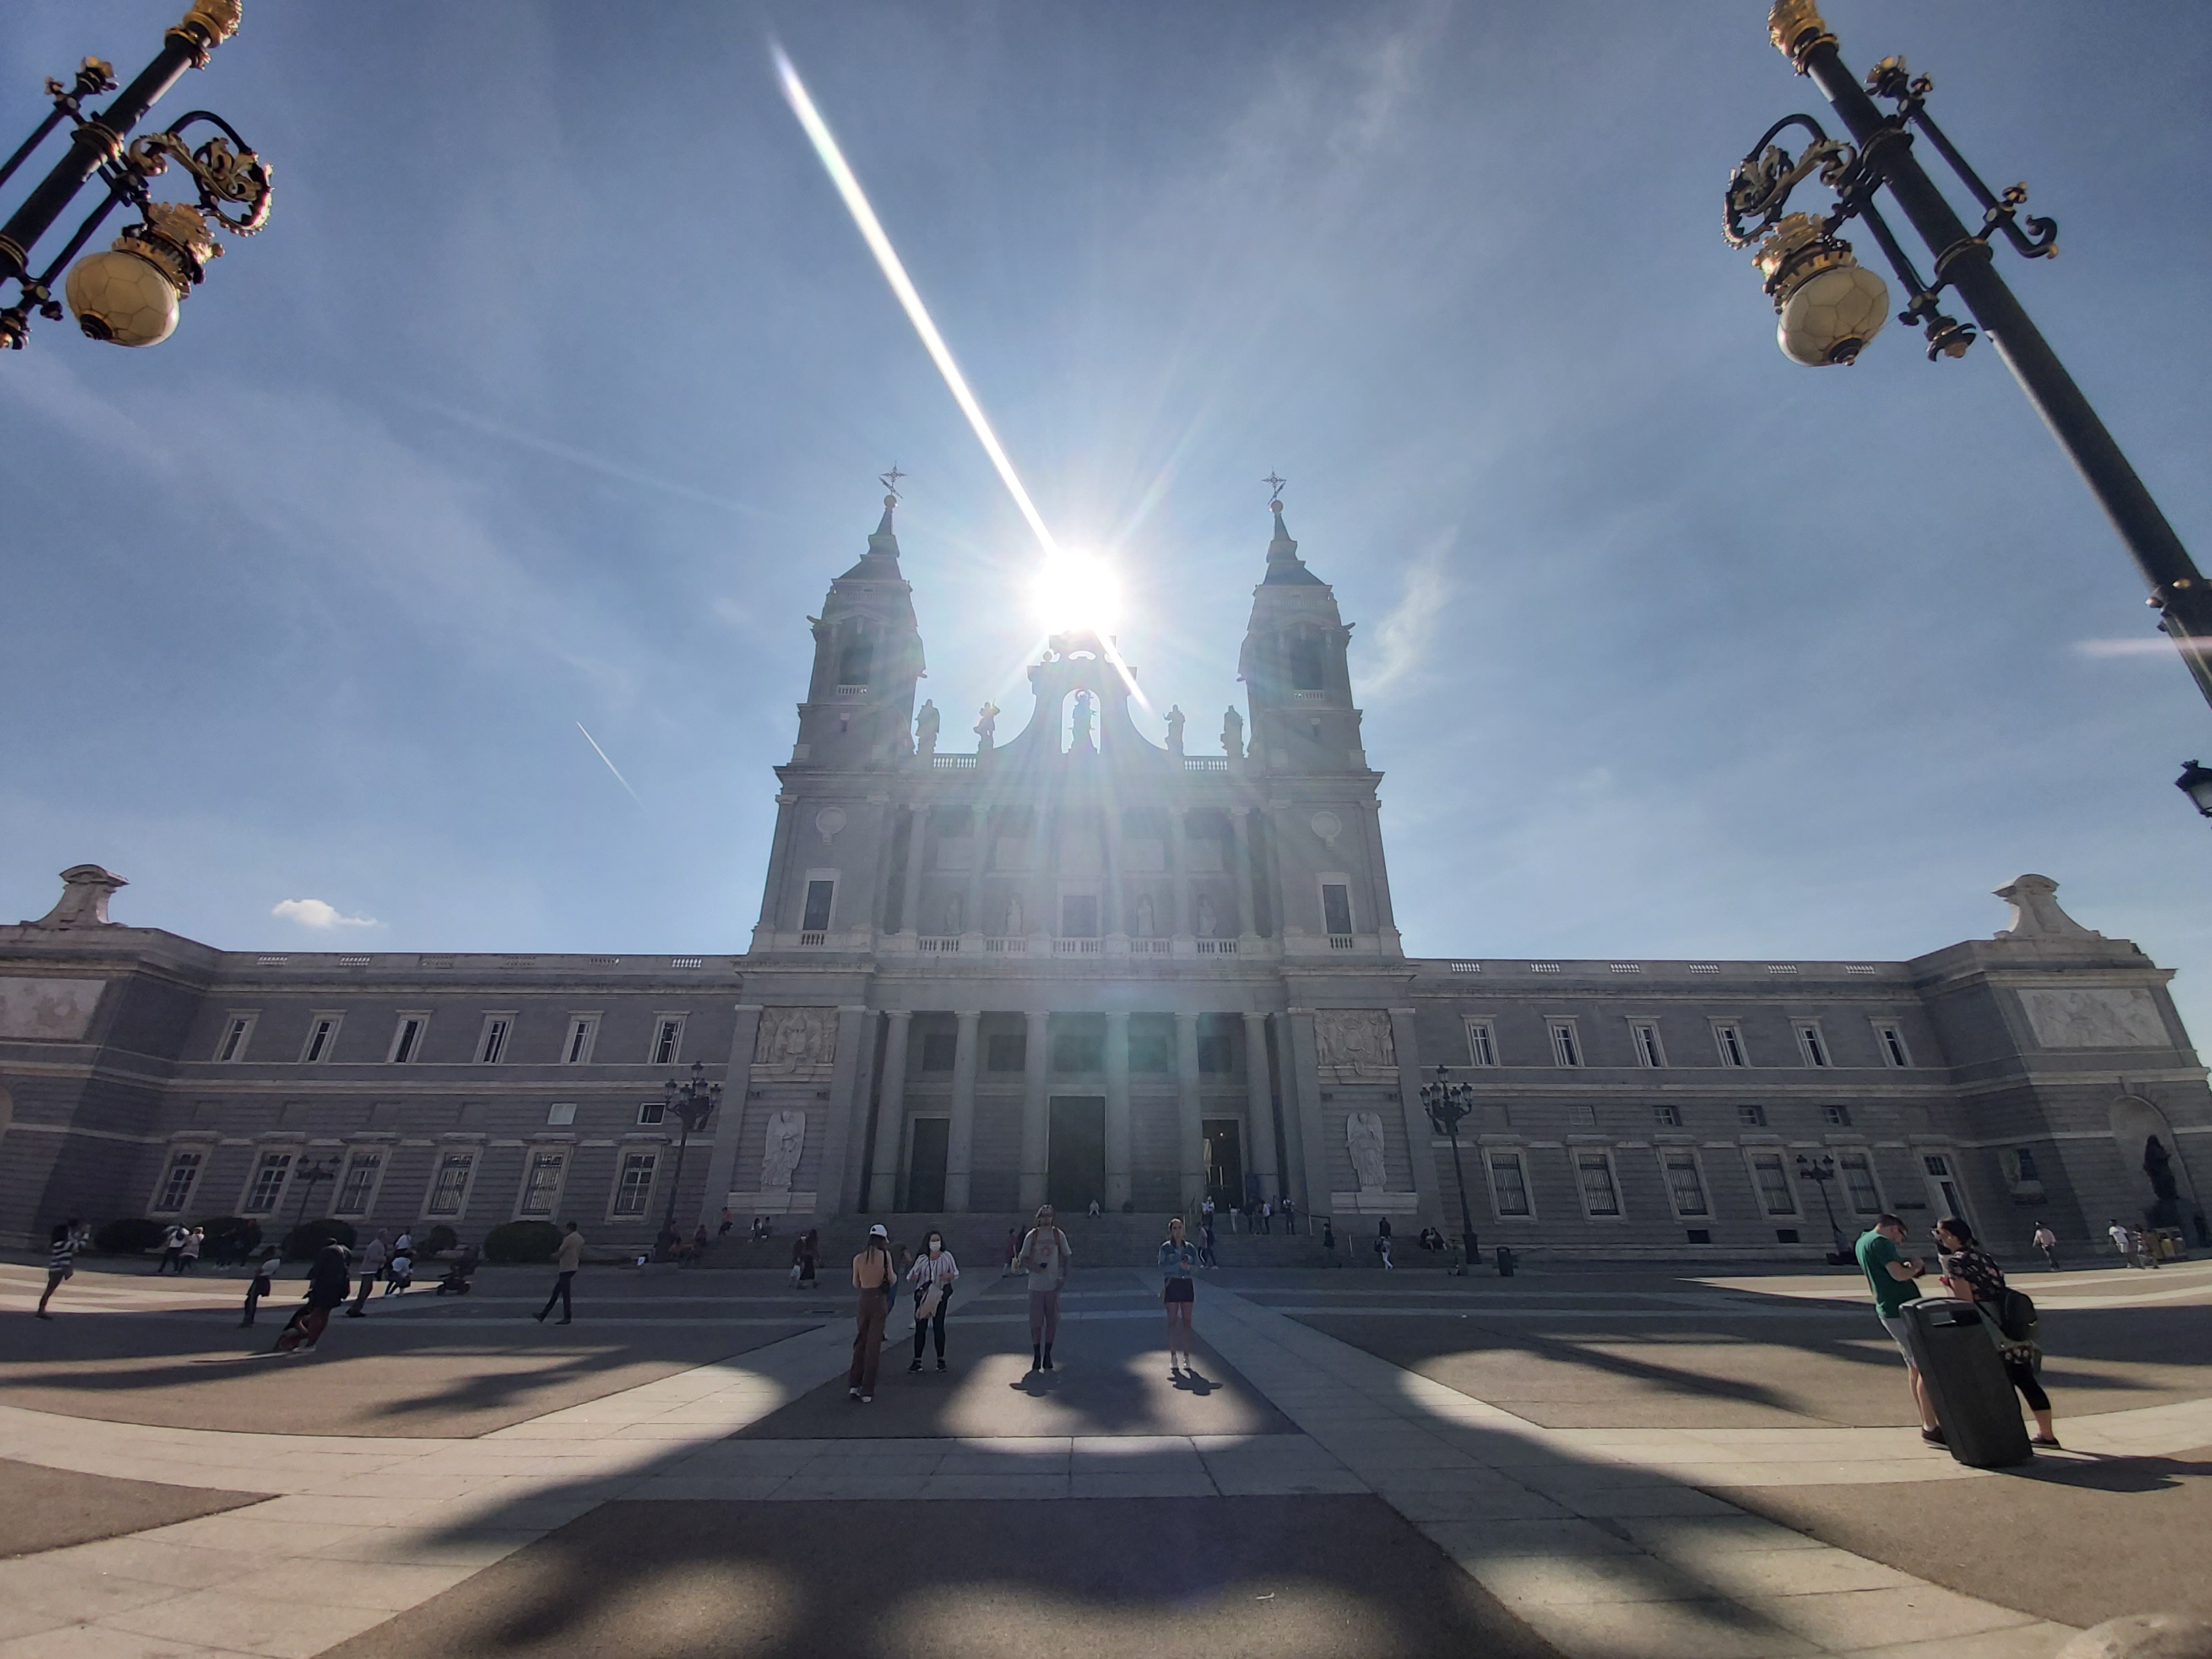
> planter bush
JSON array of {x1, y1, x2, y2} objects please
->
[
  {"x1": 93, "y1": 1216, "x2": 169, "y2": 1255},
  {"x1": 483, "y1": 1220, "x2": 562, "y2": 1263},
  {"x1": 199, "y1": 1216, "x2": 261, "y2": 1264},
  {"x1": 419, "y1": 1224, "x2": 458, "y2": 1256},
  {"x1": 280, "y1": 1217, "x2": 357, "y2": 1261}
]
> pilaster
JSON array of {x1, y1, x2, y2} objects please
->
[{"x1": 945, "y1": 1009, "x2": 980, "y2": 1211}]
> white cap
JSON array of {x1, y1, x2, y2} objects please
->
[{"x1": 869, "y1": 1223, "x2": 889, "y2": 1239}]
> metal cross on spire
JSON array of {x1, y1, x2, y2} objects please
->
[
  {"x1": 879, "y1": 465, "x2": 906, "y2": 500},
  {"x1": 1263, "y1": 471, "x2": 1287, "y2": 508}
]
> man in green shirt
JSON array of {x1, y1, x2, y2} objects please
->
[{"x1": 1857, "y1": 1213, "x2": 1941, "y2": 1443}]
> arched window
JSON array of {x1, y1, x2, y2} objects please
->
[
  {"x1": 836, "y1": 634, "x2": 874, "y2": 688},
  {"x1": 1287, "y1": 630, "x2": 1326, "y2": 691}
]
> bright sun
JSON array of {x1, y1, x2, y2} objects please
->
[{"x1": 1029, "y1": 548, "x2": 1123, "y2": 634}]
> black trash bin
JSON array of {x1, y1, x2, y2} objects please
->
[
  {"x1": 1901, "y1": 1296, "x2": 2032, "y2": 1468},
  {"x1": 1494, "y1": 1246, "x2": 1517, "y2": 1278}
]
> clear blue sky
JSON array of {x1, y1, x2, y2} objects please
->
[{"x1": 5, "y1": 3, "x2": 2211, "y2": 1033}]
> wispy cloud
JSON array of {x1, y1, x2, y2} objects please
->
[
  {"x1": 272, "y1": 898, "x2": 380, "y2": 930},
  {"x1": 1354, "y1": 527, "x2": 1456, "y2": 701}
]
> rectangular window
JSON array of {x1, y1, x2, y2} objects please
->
[
  {"x1": 2014, "y1": 1146, "x2": 2041, "y2": 1183},
  {"x1": 1715, "y1": 1024, "x2": 1748, "y2": 1067},
  {"x1": 1652, "y1": 1104, "x2": 1681, "y2": 1127},
  {"x1": 1663, "y1": 1151, "x2": 1710, "y2": 1216},
  {"x1": 1550, "y1": 1022, "x2": 1582, "y2": 1067},
  {"x1": 216, "y1": 1015, "x2": 254, "y2": 1063},
  {"x1": 425, "y1": 1151, "x2": 474, "y2": 1216},
  {"x1": 1840, "y1": 1152, "x2": 1882, "y2": 1214},
  {"x1": 518, "y1": 1150, "x2": 566, "y2": 1217},
  {"x1": 920, "y1": 1032, "x2": 958, "y2": 1071},
  {"x1": 242, "y1": 1151, "x2": 292, "y2": 1215},
  {"x1": 1822, "y1": 1104, "x2": 1851, "y2": 1127},
  {"x1": 388, "y1": 1016, "x2": 426, "y2": 1065},
  {"x1": 1060, "y1": 894, "x2": 1100, "y2": 939},
  {"x1": 478, "y1": 1017, "x2": 511, "y2": 1065},
  {"x1": 1197, "y1": 1014, "x2": 1235, "y2": 1075},
  {"x1": 1128, "y1": 1018, "x2": 1172, "y2": 1073},
  {"x1": 1465, "y1": 1021, "x2": 1498, "y2": 1067},
  {"x1": 612, "y1": 1151, "x2": 657, "y2": 1215},
  {"x1": 1488, "y1": 1151, "x2": 1532, "y2": 1217},
  {"x1": 546, "y1": 1103, "x2": 577, "y2": 1126},
  {"x1": 1051, "y1": 1030, "x2": 1104, "y2": 1072},
  {"x1": 801, "y1": 878, "x2": 836, "y2": 933},
  {"x1": 1877, "y1": 1023, "x2": 1911, "y2": 1067},
  {"x1": 636, "y1": 1099, "x2": 665, "y2": 1125},
  {"x1": 333, "y1": 1151, "x2": 382, "y2": 1216},
  {"x1": 153, "y1": 1150, "x2": 203, "y2": 1213},
  {"x1": 1797, "y1": 1023, "x2": 1830, "y2": 1067},
  {"x1": 651, "y1": 1017, "x2": 684, "y2": 1067},
  {"x1": 986, "y1": 1033, "x2": 1028, "y2": 1073},
  {"x1": 1321, "y1": 882, "x2": 1354, "y2": 938},
  {"x1": 1748, "y1": 1151, "x2": 1797, "y2": 1216},
  {"x1": 1632, "y1": 1022, "x2": 1665, "y2": 1067},
  {"x1": 1738, "y1": 1104, "x2": 1767, "y2": 1128},
  {"x1": 563, "y1": 1017, "x2": 598, "y2": 1065},
  {"x1": 1575, "y1": 1151, "x2": 1621, "y2": 1216},
  {"x1": 301, "y1": 1016, "x2": 341, "y2": 1065}
]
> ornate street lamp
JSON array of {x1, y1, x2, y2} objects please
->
[
  {"x1": 1795, "y1": 1152, "x2": 1848, "y2": 1265},
  {"x1": 1, "y1": 1, "x2": 272, "y2": 353},
  {"x1": 1725, "y1": 2, "x2": 2212, "y2": 807},
  {"x1": 657, "y1": 1060, "x2": 723, "y2": 1259},
  {"x1": 2177, "y1": 762, "x2": 2212, "y2": 819},
  {"x1": 1418, "y1": 1064, "x2": 1481, "y2": 1274}
]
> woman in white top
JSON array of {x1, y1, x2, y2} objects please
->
[{"x1": 906, "y1": 1229, "x2": 960, "y2": 1372}]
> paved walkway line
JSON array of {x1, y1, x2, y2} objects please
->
[{"x1": 1189, "y1": 1279, "x2": 2075, "y2": 1659}]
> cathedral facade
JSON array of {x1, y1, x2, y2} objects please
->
[{"x1": 2, "y1": 497, "x2": 2207, "y2": 1256}]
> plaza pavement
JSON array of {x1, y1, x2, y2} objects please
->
[{"x1": 0, "y1": 1252, "x2": 2203, "y2": 1657}]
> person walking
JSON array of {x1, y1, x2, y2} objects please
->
[
  {"x1": 157, "y1": 1223, "x2": 188, "y2": 1275},
  {"x1": 1159, "y1": 1216, "x2": 1199, "y2": 1375},
  {"x1": 535, "y1": 1223, "x2": 583, "y2": 1324},
  {"x1": 1374, "y1": 1218, "x2": 1395, "y2": 1269},
  {"x1": 1856, "y1": 1214, "x2": 1942, "y2": 1444},
  {"x1": 2108, "y1": 1218, "x2": 2139, "y2": 1268},
  {"x1": 2032, "y1": 1223, "x2": 2061, "y2": 1272},
  {"x1": 274, "y1": 1241, "x2": 351, "y2": 1353},
  {"x1": 906, "y1": 1229, "x2": 960, "y2": 1372},
  {"x1": 1322, "y1": 1216, "x2": 1338, "y2": 1266},
  {"x1": 849, "y1": 1223, "x2": 897, "y2": 1401},
  {"x1": 240, "y1": 1249, "x2": 278, "y2": 1328},
  {"x1": 177, "y1": 1226, "x2": 203, "y2": 1275},
  {"x1": 346, "y1": 1231, "x2": 388, "y2": 1318},
  {"x1": 1018, "y1": 1204, "x2": 1071, "y2": 1372},
  {"x1": 1200, "y1": 1213, "x2": 1217, "y2": 1269},
  {"x1": 1282, "y1": 1195, "x2": 1297, "y2": 1235},
  {"x1": 1935, "y1": 1216, "x2": 2059, "y2": 1448},
  {"x1": 34, "y1": 1219, "x2": 87, "y2": 1318}
]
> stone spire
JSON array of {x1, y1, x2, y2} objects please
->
[
  {"x1": 1263, "y1": 492, "x2": 1322, "y2": 586},
  {"x1": 840, "y1": 491, "x2": 905, "y2": 581}
]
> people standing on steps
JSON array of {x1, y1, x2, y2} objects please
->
[
  {"x1": 274, "y1": 1242, "x2": 352, "y2": 1352},
  {"x1": 850, "y1": 1223, "x2": 897, "y2": 1401},
  {"x1": 1856, "y1": 1213, "x2": 1942, "y2": 1444},
  {"x1": 2032, "y1": 1222, "x2": 2060, "y2": 1272},
  {"x1": 1019, "y1": 1204, "x2": 1071, "y2": 1372},
  {"x1": 347, "y1": 1232, "x2": 388, "y2": 1318},
  {"x1": 906, "y1": 1229, "x2": 959, "y2": 1372},
  {"x1": 1159, "y1": 1216, "x2": 1199, "y2": 1375},
  {"x1": 1935, "y1": 1215, "x2": 2059, "y2": 1448},
  {"x1": 536, "y1": 1223, "x2": 583, "y2": 1324},
  {"x1": 241, "y1": 1248, "x2": 277, "y2": 1327},
  {"x1": 35, "y1": 1219, "x2": 87, "y2": 1318}
]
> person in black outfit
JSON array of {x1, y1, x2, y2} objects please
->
[
  {"x1": 1934, "y1": 1216, "x2": 2059, "y2": 1448},
  {"x1": 275, "y1": 1243, "x2": 351, "y2": 1352}
]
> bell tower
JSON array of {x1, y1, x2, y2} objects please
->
[
  {"x1": 1237, "y1": 489, "x2": 1368, "y2": 776},
  {"x1": 792, "y1": 487, "x2": 925, "y2": 769}
]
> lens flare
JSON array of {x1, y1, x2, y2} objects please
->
[{"x1": 1031, "y1": 548, "x2": 1123, "y2": 635}]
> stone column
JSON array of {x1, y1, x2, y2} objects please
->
[
  {"x1": 1105, "y1": 1011, "x2": 1132, "y2": 1210},
  {"x1": 1242, "y1": 1012, "x2": 1279, "y2": 1202},
  {"x1": 1229, "y1": 808, "x2": 1256, "y2": 937},
  {"x1": 1175, "y1": 1011, "x2": 1204, "y2": 1212},
  {"x1": 1286, "y1": 1008, "x2": 1331, "y2": 1214},
  {"x1": 696, "y1": 1003, "x2": 764, "y2": 1228},
  {"x1": 1169, "y1": 808, "x2": 1191, "y2": 937},
  {"x1": 867, "y1": 1010, "x2": 914, "y2": 1210},
  {"x1": 1019, "y1": 1010, "x2": 1050, "y2": 1211},
  {"x1": 945, "y1": 1009, "x2": 981, "y2": 1211},
  {"x1": 816, "y1": 1004, "x2": 874, "y2": 1215},
  {"x1": 899, "y1": 807, "x2": 927, "y2": 935},
  {"x1": 1388, "y1": 1006, "x2": 1443, "y2": 1223}
]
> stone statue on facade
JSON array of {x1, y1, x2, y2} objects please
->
[
  {"x1": 1165, "y1": 705, "x2": 1185, "y2": 755},
  {"x1": 754, "y1": 1007, "x2": 838, "y2": 1076},
  {"x1": 1315, "y1": 1009, "x2": 1397, "y2": 1074},
  {"x1": 942, "y1": 893, "x2": 964, "y2": 937},
  {"x1": 915, "y1": 699, "x2": 939, "y2": 759},
  {"x1": 1346, "y1": 1110, "x2": 1388, "y2": 1191},
  {"x1": 761, "y1": 1109, "x2": 806, "y2": 1191},
  {"x1": 975, "y1": 701, "x2": 999, "y2": 750},
  {"x1": 2145, "y1": 1134, "x2": 2182, "y2": 1228},
  {"x1": 1134, "y1": 892, "x2": 1155, "y2": 938},
  {"x1": 1222, "y1": 705, "x2": 1244, "y2": 760},
  {"x1": 1071, "y1": 689, "x2": 1096, "y2": 753},
  {"x1": 1195, "y1": 893, "x2": 1217, "y2": 939},
  {"x1": 1005, "y1": 895, "x2": 1024, "y2": 937}
]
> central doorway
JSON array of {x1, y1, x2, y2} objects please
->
[
  {"x1": 1047, "y1": 1096, "x2": 1105, "y2": 1213},
  {"x1": 906, "y1": 1118, "x2": 948, "y2": 1212},
  {"x1": 1203, "y1": 1118, "x2": 1244, "y2": 1211}
]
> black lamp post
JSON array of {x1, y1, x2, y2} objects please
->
[
  {"x1": 2177, "y1": 762, "x2": 2212, "y2": 819},
  {"x1": 1796, "y1": 1152, "x2": 1848, "y2": 1264},
  {"x1": 1, "y1": 0, "x2": 272, "y2": 353},
  {"x1": 657, "y1": 1061, "x2": 723, "y2": 1259},
  {"x1": 1725, "y1": 2, "x2": 2212, "y2": 809},
  {"x1": 1418, "y1": 1064, "x2": 1481, "y2": 1273}
]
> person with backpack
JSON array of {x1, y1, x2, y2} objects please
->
[
  {"x1": 35, "y1": 1219, "x2": 87, "y2": 1318},
  {"x1": 274, "y1": 1242, "x2": 352, "y2": 1353},
  {"x1": 1935, "y1": 1216, "x2": 2057, "y2": 1448},
  {"x1": 1017, "y1": 1204, "x2": 1071, "y2": 1372},
  {"x1": 2032, "y1": 1222, "x2": 2060, "y2": 1272},
  {"x1": 848, "y1": 1223, "x2": 897, "y2": 1401},
  {"x1": 157, "y1": 1223, "x2": 188, "y2": 1275}
]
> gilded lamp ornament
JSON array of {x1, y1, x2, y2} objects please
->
[{"x1": 1753, "y1": 213, "x2": 1887, "y2": 366}]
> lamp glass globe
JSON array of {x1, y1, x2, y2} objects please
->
[
  {"x1": 64, "y1": 248, "x2": 180, "y2": 347},
  {"x1": 1776, "y1": 263, "x2": 1889, "y2": 367}
]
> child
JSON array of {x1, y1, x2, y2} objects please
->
[
  {"x1": 382, "y1": 1242, "x2": 413, "y2": 1294},
  {"x1": 240, "y1": 1250, "x2": 277, "y2": 1327}
]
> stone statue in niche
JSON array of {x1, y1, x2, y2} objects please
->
[
  {"x1": 2145, "y1": 1134, "x2": 2182, "y2": 1227},
  {"x1": 915, "y1": 699, "x2": 939, "y2": 759},
  {"x1": 760, "y1": 1109, "x2": 806, "y2": 1191},
  {"x1": 1346, "y1": 1110, "x2": 1388, "y2": 1191},
  {"x1": 1222, "y1": 705, "x2": 1244, "y2": 760},
  {"x1": 1005, "y1": 895, "x2": 1024, "y2": 937},
  {"x1": 941, "y1": 893, "x2": 964, "y2": 936},
  {"x1": 1164, "y1": 705, "x2": 1185, "y2": 755},
  {"x1": 975, "y1": 701, "x2": 999, "y2": 750},
  {"x1": 754, "y1": 1007, "x2": 838, "y2": 1076},
  {"x1": 1134, "y1": 893, "x2": 1155, "y2": 938},
  {"x1": 1195, "y1": 893, "x2": 1218, "y2": 939},
  {"x1": 1070, "y1": 690, "x2": 1096, "y2": 752},
  {"x1": 1315, "y1": 1008, "x2": 1397, "y2": 1074}
]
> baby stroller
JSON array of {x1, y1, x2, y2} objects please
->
[{"x1": 434, "y1": 1245, "x2": 480, "y2": 1296}]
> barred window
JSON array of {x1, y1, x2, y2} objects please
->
[
  {"x1": 1840, "y1": 1152, "x2": 1882, "y2": 1214},
  {"x1": 1749, "y1": 1151, "x2": 1796, "y2": 1216},
  {"x1": 242, "y1": 1151, "x2": 292, "y2": 1215},
  {"x1": 1488, "y1": 1152, "x2": 1531, "y2": 1216},
  {"x1": 153, "y1": 1151, "x2": 203, "y2": 1214},
  {"x1": 426, "y1": 1151, "x2": 474, "y2": 1216},
  {"x1": 1576, "y1": 1152, "x2": 1620, "y2": 1216},
  {"x1": 1663, "y1": 1152, "x2": 1709, "y2": 1216},
  {"x1": 333, "y1": 1151, "x2": 382, "y2": 1216}
]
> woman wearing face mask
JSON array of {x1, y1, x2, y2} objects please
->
[{"x1": 906, "y1": 1229, "x2": 960, "y2": 1372}]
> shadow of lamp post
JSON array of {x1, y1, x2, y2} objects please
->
[
  {"x1": 657, "y1": 1061, "x2": 723, "y2": 1261},
  {"x1": 1727, "y1": 1, "x2": 2212, "y2": 815},
  {"x1": 1419, "y1": 1065, "x2": 1481, "y2": 1276},
  {"x1": 1797, "y1": 1152, "x2": 1849, "y2": 1264}
]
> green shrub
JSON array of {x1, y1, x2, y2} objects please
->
[
  {"x1": 483, "y1": 1220, "x2": 563, "y2": 1263},
  {"x1": 281, "y1": 1217, "x2": 357, "y2": 1261},
  {"x1": 199, "y1": 1216, "x2": 261, "y2": 1263},
  {"x1": 93, "y1": 1216, "x2": 169, "y2": 1254},
  {"x1": 419, "y1": 1224, "x2": 458, "y2": 1256}
]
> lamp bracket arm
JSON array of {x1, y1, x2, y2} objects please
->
[
  {"x1": 1866, "y1": 55, "x2": 2057, "y2": 260},
  {"x1": 1723, "y1": 115, "x2": 1859, "y2": 247},
  {"x1": 127, "y1": 112, "x2": 270, "y2": 234}
]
